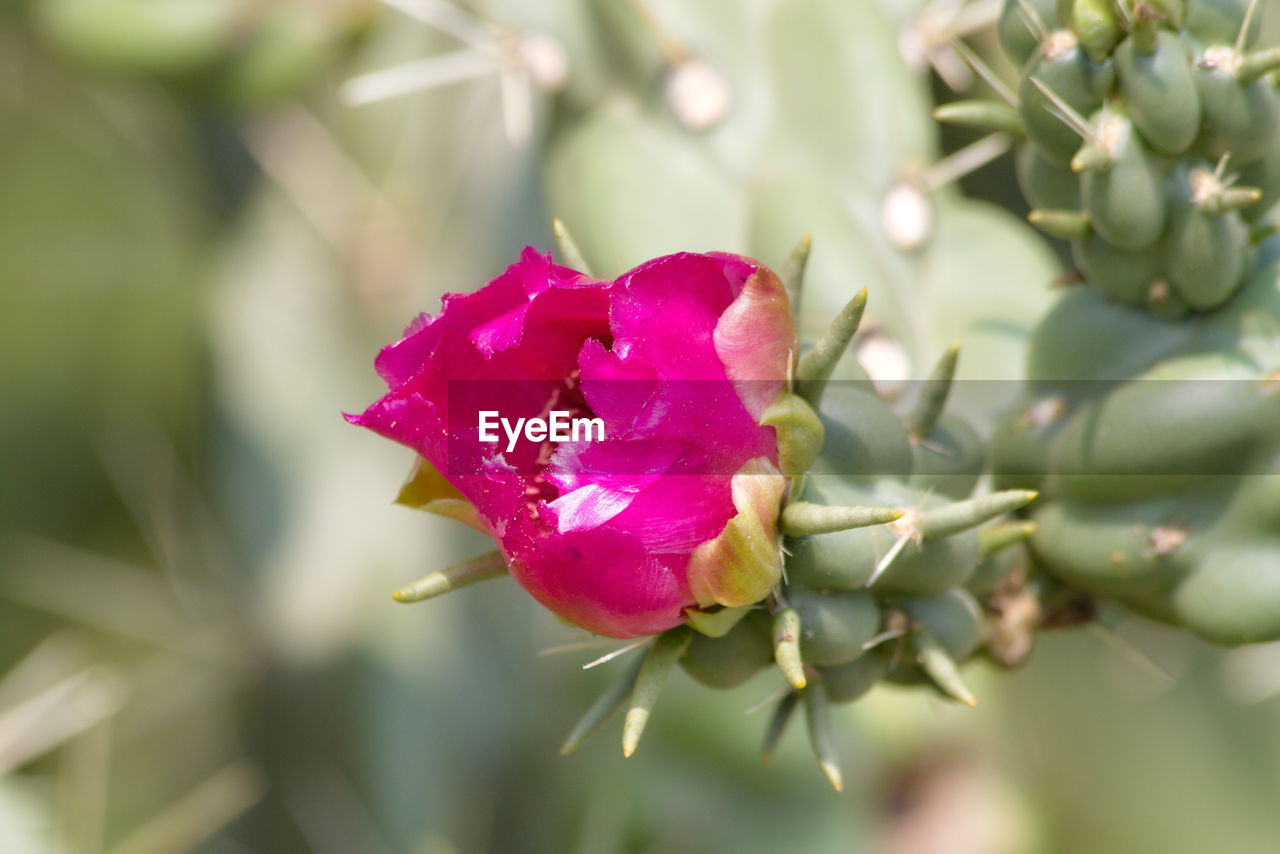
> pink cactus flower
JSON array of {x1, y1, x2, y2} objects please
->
[{"x1": 349, "y1": 248, "x2": 795, "y2": 637}]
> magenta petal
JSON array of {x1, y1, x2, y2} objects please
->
[
  {"x1": 504, "y1": 522, "x2": 690, "y2": 637},
  {"x1": 602, "y1": 474, "x2": 737, "y2": 553},
  {"x1": 576, "y1": 339, "x2": 660, "y2": 429},
  {"x1": 713, "y1": 266, "x2": 795, "y2": 419},
  {"x1": 610, "y1": 254, "x2": 736, "y2": 381}
]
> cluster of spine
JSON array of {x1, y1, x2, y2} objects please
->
[
  {"x1": 934, "y1": 1, "x2": 1280, "y2": 646},
  {"x1": 940, "y1": 0, "x2": 1280, "y2": 316}
]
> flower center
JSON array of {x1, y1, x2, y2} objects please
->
[{"x1": 523, "y1": 369, "x2": 596, "y2": 509}]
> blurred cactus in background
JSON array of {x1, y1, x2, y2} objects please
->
[
  {"x1": 3, "y1": 1, "x2": 1280, "y2": 853},
  {"x1": 33, "y1": 0, "x2": 376, "y2": 108},
  {"x1": 932, "y1": 0, "x2": 1280, "y2": 647}
]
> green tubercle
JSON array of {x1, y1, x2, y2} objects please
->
[
  {"x1": 905, "y1": 343, "x2": 961, "y2": 442},
  {"x1": 781, "y1": 502, "x2": 905, "y2": 536},
  {"x1": 622, "y1": 628, "x2": 692, "y2": 757},
  {"x1": 795, "y1": 289, "x2": 868, "y2": 410},
  {"x1": 551, "y1": 217, "x2": 593, "y2": 275},
  {"x1": 918, "y1": 490, "x2": 1039, "y2": 540},
  {"x1": 772, "y1": 607, "x2": 807, "y2": 690},
  {"x1": 933, "y1": 100, "x2": 1026, "y2": 137},
  {"x1": 560, "y1": 654, "x2": 645, "y2": 756},
  {"x1": 392, "y1": 550, "x2": 508, "y2": 603},
  {"x1": 761, "y1": 690, "x2": 800, "y2": 765},
  {"x1": 802, "y1": 681, "x2": 843, "y2": 791}
]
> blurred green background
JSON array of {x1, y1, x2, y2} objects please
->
[{"x1": 4, "y1": 1, "x2": 1280, "y2": 852}]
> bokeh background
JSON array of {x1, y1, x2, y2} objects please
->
[{"x1": 4, "y1": 1, "x2": 1280, "y2": 852}]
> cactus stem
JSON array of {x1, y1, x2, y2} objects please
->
[
  {"x1": 391, "y1": 550, "x2": 508, "y2": 603},
  {"x1": 906, "y1": 342, "x2": 961, "y2": 441},
  {"x1": 621, "y1": 628, "x2": 692, "y2": 757},
  {"x1": 551, "y1": 217, "x2": 592, "y2": 275},
  {"x1": 772, "y1": 608, "x2": 808, "y2": 690},
  {"x1": 1239, "y1": 47, "x2": 1280, "y2": 86},
  {"x1": 761, "y1": 691, "x2": 801, "y2": 765},
  {"x1": 918, "y1": 490, "x2": 1039, "y2": 540},
  {"x1": 933, "y1": 100, "x2": 1025, "y2": 137},
  {"x1": 802, "y1": 682, "x2": 843, "y2": 791},
  {"x1": 1028, "y1": 77, "x2": 1097, "y2": 144},
  {"x1": 561, "y1": 654, "x2": 645, "y2": 755},
  {"x1": 781, "y1": 502, "x2": 905, "y2": 537},
  {"x1": 1029, "y1": 209, "x2": 1092, "y2": 239},
  {"x1": 922, "y1": 133, "x2": 1013, "y2": 192},
  {"x1": 946, "y1": 38, "x2": 1018, "y2": 105},
  {"x1": 980, "y1": 521, "x2": 1038, "y2": 558},
  {"x1": 796, "y1": 289, "x2": 868, "y2": 408}
]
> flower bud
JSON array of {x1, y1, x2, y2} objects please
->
[{"x1": 350, "y1": 249, "x2": 797, "y2": 637}]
